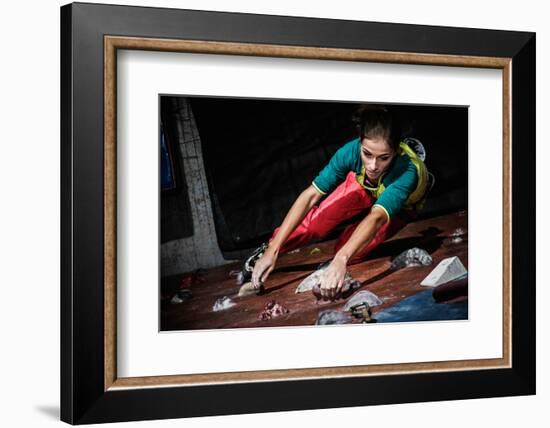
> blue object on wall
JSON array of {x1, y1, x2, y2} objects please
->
[
  {"x1": 161, "y1": 127, "x2": 176, "y2": 191},
  {"x1": 374, "y1": 289, "x2": 468, "y2": 323}
]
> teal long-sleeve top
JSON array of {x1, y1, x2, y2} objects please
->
[{"x1": 311, "y1": 138, "x2": 429, "y2": 221}]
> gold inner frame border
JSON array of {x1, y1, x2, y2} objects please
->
[{"x1": 103, "y1": 35, "x2": 512, "y2": 391}]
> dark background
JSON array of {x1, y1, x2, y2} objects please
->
[{"x1": 161, "y1": 97, "x2": 468, "y2": 257}]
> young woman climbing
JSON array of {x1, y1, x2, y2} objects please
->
[{"x1": 244, "y1": 105, "x2": 432, "y2": 300}]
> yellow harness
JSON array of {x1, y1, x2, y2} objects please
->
[{"x1": 356, "y1": 142, "x2": 430, "y2": 211}]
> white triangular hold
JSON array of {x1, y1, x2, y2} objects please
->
[{"x1": 420, "y1": 256, "x2": 467, "y2": 287}]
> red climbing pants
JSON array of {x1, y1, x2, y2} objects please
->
[{"x1": 269, "y1": 171, "x2": 411, "y2": 265}]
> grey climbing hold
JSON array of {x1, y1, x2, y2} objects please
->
[
  {"x1": 171, "y1": 295, "x2": 184, "y2": 304},
  {"x1": 344, "y1": 290, "x2": 383, "y2": 311},
  {"x1": 170, "y1": 289, "x2": 192, "y2": 304},
  {"x1": 450, "y1": 228, "x2": 467, "y2": 244},
  {"x1": 390, "y1": 248, "x2": 432, "y2": 270},
  {"x1": 295, "y1": 263, "x2": 356, "y2": 294},
  {"x1": 316, "y1": 310, "x2": 353, "y2": 325},
  {"x1": 296, "y1": 265, "x2": 327, "y2": 293}
]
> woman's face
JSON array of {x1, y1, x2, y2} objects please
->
[{"x1": 360, "y1": 136, "x2": 396, "y2": 182}]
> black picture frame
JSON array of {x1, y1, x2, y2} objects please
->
[{"x1": 60, "y1": 2, "x2": 535, "y2": 424}]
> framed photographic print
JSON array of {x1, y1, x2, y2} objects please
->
[{"x1": 60, "y1": 2, "x2": 535, "y2": 424}]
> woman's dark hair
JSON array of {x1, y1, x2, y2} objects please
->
[{"x1": 353, "y1": 105, "x2": 402, "y2": 152}]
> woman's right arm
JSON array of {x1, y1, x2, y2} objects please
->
[{"x1": 251, "y1": 185, "x2": 323, "y2": 288}]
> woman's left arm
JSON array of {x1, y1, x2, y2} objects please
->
[{"x1": 318, "y1": 206, "x2": 388, "y2": 299}]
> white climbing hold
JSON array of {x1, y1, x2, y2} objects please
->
[
  {"x1": 420, "y1": 256, "x2": 467, "y2": 287},
  {"x1": 213, "y1": 296, "x2": 236, "y2": 312}
]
